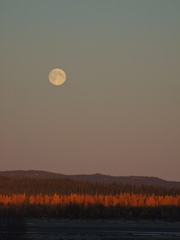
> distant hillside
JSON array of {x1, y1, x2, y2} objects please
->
[
  {"x1": 0, "y1": 170, "x2": 180, "y2": 188},
  {"x1": 0, "y1": 170, "x2": 62, "y2": 179}
]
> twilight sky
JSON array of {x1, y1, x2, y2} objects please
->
[{"x1": 1, "y1": 0, "x2": 180, "y2": 181}]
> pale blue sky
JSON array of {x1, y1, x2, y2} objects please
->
[{"x1": 1, "y1": 0, "x2": 180, "y2": 180}]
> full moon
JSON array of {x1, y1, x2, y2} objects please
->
[{"x1": 49, "y1": 68, "x2": 66, "y2": 86}]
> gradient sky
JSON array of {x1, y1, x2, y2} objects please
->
[{"x1": 1, "y1": 0, "x2": 180, "y2": 181}]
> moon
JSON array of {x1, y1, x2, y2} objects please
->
[{"x1": 49, "y1": 68, "x2": 66, "y2": 86}]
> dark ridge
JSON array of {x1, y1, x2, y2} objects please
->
[{"x1": 0, "y1": 170, "x2": 180, "y2": 188}]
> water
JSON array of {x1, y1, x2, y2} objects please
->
[
  {"x1": 1, "y1": 218, "x2": 180, "y2": 239},
  {"x1": 24, "y1": 219, "x2": 180, "y2": 239}
]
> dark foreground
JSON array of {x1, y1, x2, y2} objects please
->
[{"x1": 5, "y1": 218, "x2": 180, "y2": 240}]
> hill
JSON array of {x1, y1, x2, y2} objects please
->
[{"x1": 0, "y1": 170, "x2": 180, "y2": 188}]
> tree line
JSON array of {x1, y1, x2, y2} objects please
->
[
  {"x1": 0, "y1": 176, "x2": 180, "y2": 220},
  {"x1": 0, "y1": 192, "x2": 180, "y2": 207},
  {"x1": 0, "y1": 176, "x2": 180, "y2": 196},
  {"x1": 1, "y1": 203, "x2": 180, "y2": 220}
]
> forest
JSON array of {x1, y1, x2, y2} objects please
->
[{"x1": 0, "y1": 176, "x2": 180, "y2": 220}]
